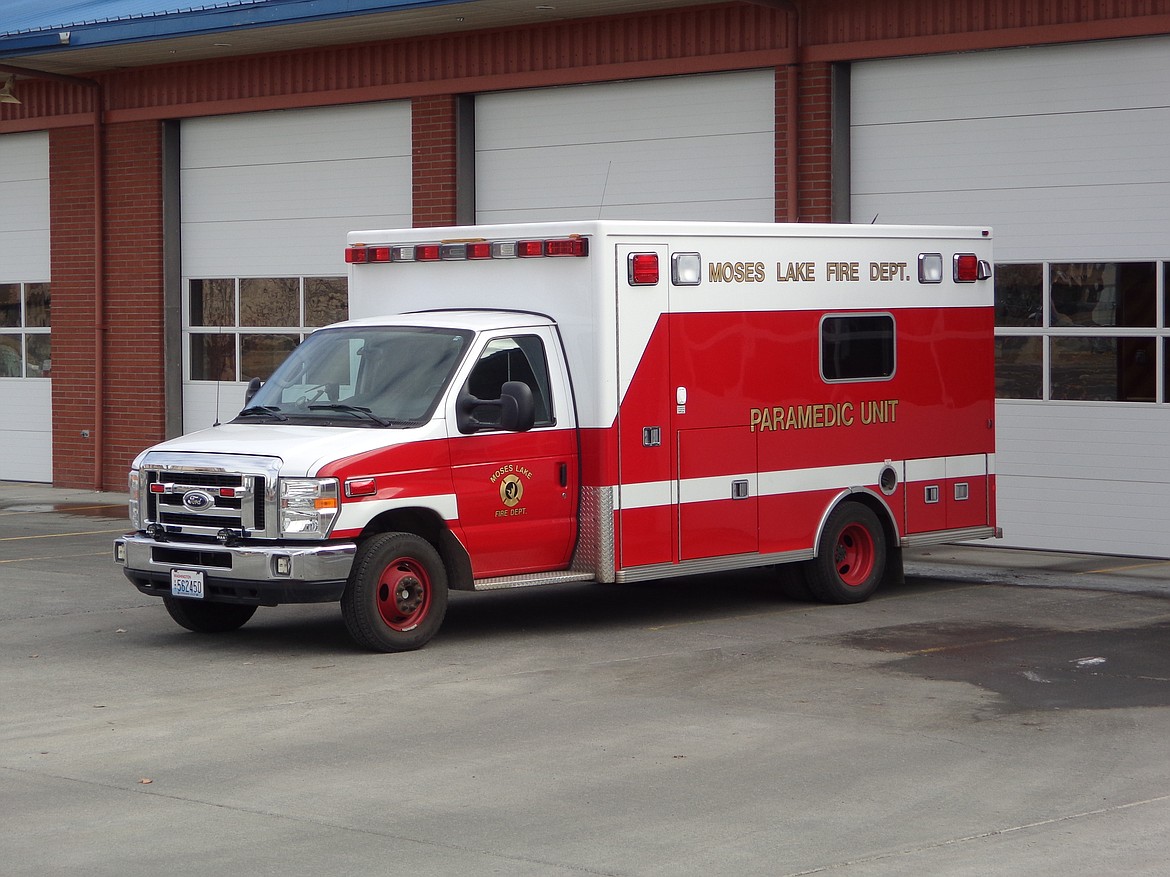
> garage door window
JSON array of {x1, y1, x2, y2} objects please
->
[
  {"x1": 995, "y1": 262, "x2": 1163, "y2": 402},
  {"x1": 0, "y1": 282, "x2": 50, "y2": 378},
  {"x1": 188, "y1": 277, "x2": 347, "y2": 381}
]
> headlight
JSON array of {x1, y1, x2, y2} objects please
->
[
  {"x1": 279, "y1": 478, "x2": 340, "y2": 539},
  {"x1": 128, "y1": 469, "x2": 141, "y2": 530}
]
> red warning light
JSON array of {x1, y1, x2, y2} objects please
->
[
  {"x1": 628, "y1": 253, "x2": 659, "y2": 286},
  {"x1": 954, "y1": 253, "x2": 979, "y2": 283}
]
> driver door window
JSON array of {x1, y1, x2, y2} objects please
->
[{"x1": 464, "y1": 335, "x2": 554, "y2": 428}]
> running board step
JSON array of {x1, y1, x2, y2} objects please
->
[{"x1": 471, "y1": 570, "x2": 597, "y2": 592}]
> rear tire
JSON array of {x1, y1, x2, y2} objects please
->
[
  {"x1": 163, "y1": 597, "x2": 257, "y2": 633},
  {"x1": 342, "y1": 532, "x2": 449, "y2": 652},
  {"x1": 776, "y1": 564, "x2": 814, "y2": 602},
  {"x1": 804, "y1": 502, "x2": 887, "y2": 604}
]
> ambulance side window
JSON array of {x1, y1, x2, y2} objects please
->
[
  {"x1": 820, "y1": 314, "x2": 895, "y2": 381},
  {"x1": 465, "y1": 335, "x2": 554, "y2": 428}
]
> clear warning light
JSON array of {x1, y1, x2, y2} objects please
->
[
  {"x1": 918, "y1": 253, "x2": 943, "y2": 284},
  {"x1": 672, "y1": 252, "x2": 702, "y2": 286}
]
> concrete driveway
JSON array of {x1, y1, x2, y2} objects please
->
[{"x1": 3, "y1": 489, "x2": 1169, "y2": 875}]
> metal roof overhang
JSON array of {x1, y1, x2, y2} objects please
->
[{"x1": 0, "y1": 0, "x2": 724, "y2": 77}]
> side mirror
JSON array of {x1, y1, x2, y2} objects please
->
[
  {"x1": 498, "y1": 381, "x2": 536, "y2": 432},
  {"x1": 456, "y1": 381, "x2": 536, "y2": 434},
  {"x1": 244, "y1": 377, "x2": 262, "y2": 404}
]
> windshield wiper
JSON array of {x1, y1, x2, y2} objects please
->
[
  {"x1": 236, "y1": 406, "x2": 289, "y2": 422},
  {"x1": 307, "y1": 404, "x2": 395, "y2": 427}
]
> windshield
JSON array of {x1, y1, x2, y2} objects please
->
[{"x1": 237, "y1": 326, "x2": 472, "y2": 426}]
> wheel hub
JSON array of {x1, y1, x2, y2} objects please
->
[
  {"x1": 835, "y1": 523, "x2": 874, "y2": 585},
  {"x1": 394, "y1": 575, "x2": 423, "y2": 614},
  {"x1": 375, "y1": 558, "x2": 431, "y2": 630}
]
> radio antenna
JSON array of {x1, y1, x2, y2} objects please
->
[
  {"x1": 212, "y1": 328, "x2": 223, "y2": 427},
  {"x1": 597, "y1": 161, "x2": 613, "y2": 219}
]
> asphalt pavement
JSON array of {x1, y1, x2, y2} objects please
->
[{"x1": 4, "y1": 478, "x2": 1170, "y2": 876}]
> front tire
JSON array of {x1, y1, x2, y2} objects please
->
[
  {"x1": 163, "y1": 597, "x2": 257, "y2": 633},
  {"x1": 804, "y1": 502, "x2": 887, "y2": 604},
  {"x1": 342, "y1": 532, "x2": 449, "y2": 652}
]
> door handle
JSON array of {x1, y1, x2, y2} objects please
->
[{"x1": 558, "y1": 462, "x2": 568, "y2": 488}]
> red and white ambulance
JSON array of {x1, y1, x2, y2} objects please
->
[{"x1": 115, "y1": 220, "x2": 998, "y2": 651}]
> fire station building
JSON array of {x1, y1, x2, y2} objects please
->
[{"x1": 2, "y1": 1, "x2": 1169, "y2": 558}]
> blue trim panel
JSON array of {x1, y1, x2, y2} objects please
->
[{"x1": 1, "y1": 0, "x2": 470, "y2": 56}]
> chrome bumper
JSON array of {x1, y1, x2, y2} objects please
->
[{"x1": 114, "y1": 532, "x2": 357, "y2": 605}]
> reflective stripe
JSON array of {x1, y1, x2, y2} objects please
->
[
  {"x1": 335, "y1": 493, "x2": 459, "y2": 531},
  {"x1": 617, "y1": 454, "x2": 993, "y2": 509}
]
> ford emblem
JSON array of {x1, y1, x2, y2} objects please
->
[{"x1": 182, "y1": 490, "x2": 214, "y2": 511}]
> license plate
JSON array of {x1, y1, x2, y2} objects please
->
[{"x1": 171, "y1": 569, "x2": 205, "y2": 599}]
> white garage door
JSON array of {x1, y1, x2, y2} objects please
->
[
  {"x1": 181, "y1": 102, "x2": 412, "y2": 431},
  {"x1": 475, "y1": 71, "x2": 775, "y2": 222},
  {"x1": 852, "y1": 37, "x2": 1170, "y2": 558},
  {"x1": 0, "y1": 132, "x2": 52, "y2": 482}
]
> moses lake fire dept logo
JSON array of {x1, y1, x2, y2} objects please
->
[
  {"x1": 182, "y1": 490, "x2": 214, "y2": 511},
  {"x1": 499, "y1": 474, "x2": 524, "y2": 508}
]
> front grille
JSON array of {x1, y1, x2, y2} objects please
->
[
  {"x1": 169, "y1": 472, "x2": 241, "y2": 488},
  {"x1": 158, "y1": 510, "x2": 245, "y2": 529},
  {"x1": 143, "y1": 468, "x2": 270, "y2": 536}
]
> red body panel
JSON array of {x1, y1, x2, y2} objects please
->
[
  {"x1": 320, "y1": 429, "x2": 578, "y2": 578},
  {"x1": 677, "y1": 426, "x2": 758, "y2": 560},
  {"x1": 448, "y1": 430, "x2": 578, "y2": 577},
  {"x1": 615, "y1": 305, "x2": 995, "y2": 569},
  {"x1": 317, "y1": 304, "x2": 992, "y2": 581}
]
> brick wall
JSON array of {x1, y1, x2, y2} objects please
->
[
  {"x1": 798, "y1": 62, "x2": 834, "y2": 223},
  {"x1": 48, "y1": 121, "x2": 165, "y2": 489},
  {"x1": 102, "y1": 120, "x2": 165, "y2": 489},
  {"x1": 48, "y1": 127, "x2": 98, "y2": 488},
  {"x1": 412, "y1": 95, "x2": 458, "y2": 228}
]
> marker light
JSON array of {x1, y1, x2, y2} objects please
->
[
  {"x1": 628, "y1": 253, "x2": 659, "y2": 286},
  {"x1": 467, "y1": 241, "x2": 492, "y2": 259},
  {"x1": 545, "y1": 238, "x2": 588, "y2": 257},
  {"x1": 344, "y1": 246, "x2": 368, "y2": 263},
  {"x1": 918, "y1": 253, "x2": 944, "y2": 283},
  {"x1": 516, "y1": 240, "x2": 545, "y2": 258},
  {"x1": 345, "y1": 477, "x2": 378, "y2": 497},
  {"x1": 416, "y1": 244, "x2": 441, "y2": 262}
]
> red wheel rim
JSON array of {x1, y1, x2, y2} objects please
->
[
  {"x1": 375, "y1": 556, "x2": 431, "y2": 632},
  {"x1": 834, "y1": 522, "x2": 876, "y2": 586}
]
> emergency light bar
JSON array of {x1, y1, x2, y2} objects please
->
[{"x1": 345, "y1": 236, "x2": 588, "y2": 264}]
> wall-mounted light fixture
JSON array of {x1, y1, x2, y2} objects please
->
[{"x1": 0, "y1": 75, "x2": 20, "y2": 105}]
